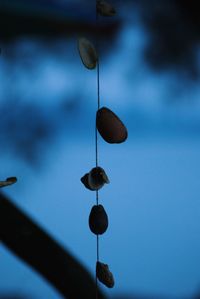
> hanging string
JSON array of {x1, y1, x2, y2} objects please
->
[
  {"x1": 79, "y1": 1, "x2": 119, "y2": 295},
  {"x1": 95, "y1": 1, "x2": 100, "y2": 169},
  {"x1": 95, "y1": 2, "x2": 100, "y2": 298},
  {"x1": 95, "y1": 234, "x2": 99, "y2": 299},
  {"x1": 95, "y1": 3, "x2": 100, "y2": 209}
]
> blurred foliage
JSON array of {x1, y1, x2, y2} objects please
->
[
  {"x1": 0, "y1": 100, "x2": 53, "y2": 164},
  {"x1": 1, "y1": 0, "x2": 200, "y2": 76},
  {"x1": 134, "y1": 0, "x2": 200, "y2": 78}
]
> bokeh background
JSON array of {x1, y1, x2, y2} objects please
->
[{"x1": 1, "y1": 0, "x2": 200, "y2": 298}]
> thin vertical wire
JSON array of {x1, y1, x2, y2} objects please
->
[
  {"x1": 95, "y1": 4, "x2": 100, "y2": 169},
  {"x1": 97, "y1": 57, "x2": 100, "y2": 110},
  {"x1": 96, "y1": 1, "x2": 100, "y2": 110},
  {"x1": 95, "y1": 128, "x2": 98, "y2": 168},
  {"x1": 95, "y1": 2, "x2": 100, "y2": 299},
  {"x1": 95, "y1": 6, "x2": 100, "y2": 205}
]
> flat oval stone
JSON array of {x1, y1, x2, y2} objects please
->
[
  {"x1": 78, "y1": 37, "x2": 98, "y2": 70},
  {"x1": 96, "y1": 261, "x2": 115, "y2": 288},
  {"x1": 97, "y1": 1, "x2": 116, "y2": 16},
  {"x1": 89, "y1": 205, "x2": 108, "y2": 235},
  {"x1": 96, "y1": 107, "x2": 128, "y2": 143}
]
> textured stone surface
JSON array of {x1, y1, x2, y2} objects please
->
[
  {"x1": 96, "y1": 261, "x2": 115, "y2": 288},
  {"x1": 97, "y1": 0, "x2": 116, "y2": 17},
  {"x1": 96, "y1": 107, "x2": 128, "y2": 143},
  {"x1": 89, "y1": 205, "x2": 108, "y2": 235}
]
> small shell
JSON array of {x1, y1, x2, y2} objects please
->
[
  {"x1": 78, "y1": 37, "x2": 98, "y2": 69},
  {"x1": 96, "y1": 261, "x2": 115, "y2": 288},
  {"x1": 97, "y1": 1, "x2": 116, "y2": 16},
  {"x1": 81, "y1": 167, "x2": 109, "y2": 191},
  {"x1": 88, "y1": 167, "x2": 109, "y2": 190},
  {"x1": 0, "y1": 177, "x2": 17, "y2": 188},
  {"x1": 80, "y1": 173, "x2": 94, "y2": 190},
  {"x1": 96, "y1": 107, "x2": 128, "y2": 144},
  {"x1": 89, "y1": 205, "x2": 108, "y2": 235}
]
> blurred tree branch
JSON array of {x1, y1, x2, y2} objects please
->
[{"x1": 0, "y1": 192, "x2": 106, "y2": 299}]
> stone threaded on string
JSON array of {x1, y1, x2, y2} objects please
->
[
  {"x1": 89, "y1": 205, "x2": 108, "y2": 235},
  {"x1": 78, "y1": 0, "x2": 129, "y2": 293},
  {"x1": 81, "y1": 167, "x2": 109, "y2": 191}
]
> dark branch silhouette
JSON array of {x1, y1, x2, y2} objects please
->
[{"x1": 0, "y1": 192, "x2": 106, "y2": 299}]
